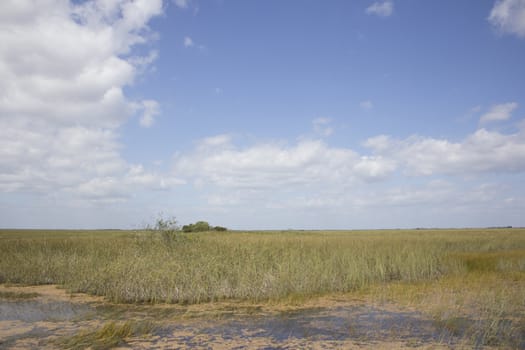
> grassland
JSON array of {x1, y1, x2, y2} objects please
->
[{"x1": 1, "y1": 228, "x2": 524, "y2": 347}]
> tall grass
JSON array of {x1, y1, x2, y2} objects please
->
[{"x1": 1, "y1": 229, "x2": 524, "y2": 304}]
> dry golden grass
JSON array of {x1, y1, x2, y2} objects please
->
[{"x1": 1, "y1": 228, "x2": 524, "y2": 304}]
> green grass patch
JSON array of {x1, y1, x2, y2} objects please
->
[
  {"x1": 449, "y1": 249, "x2": 525, "y2": 272},
  {"x1": 57, "y1": 320, "x2": 155, "y2": 350}
]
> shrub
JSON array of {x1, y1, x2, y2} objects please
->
[
  {"x1": 147, "y1": 214, "x2": 181, "y2": 244},
  {"x1": 182, "y1": 221, "x2": 215, "y2": 232}
]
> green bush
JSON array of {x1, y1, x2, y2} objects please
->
[{"x1": 182, "y1": 221, "x2": 219, "y2": 232}]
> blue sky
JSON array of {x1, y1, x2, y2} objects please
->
[{"x1": 1, "y1": 0, "x2": 525, "y2": 229}]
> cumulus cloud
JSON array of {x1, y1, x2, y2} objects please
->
[
  {"x1": 479, "y1": 102, "x2": 518, "y2": 124},
  {"x1": 353, "y1": 156, "x2": 396, "y2": 181},
  {"x1": 363, "y1": 135, "x2": 391, "y2": 152},
  {"x1": 165, "y1": 124, "x2": 525, "y2": 229},
  {"x1": 488, "y1": 0, "x2": 525, "y2": 38},
  {"x1": 174, "y1": 137, "x2": 396, "y2": 193},
  {"x1": 365, "y1": 1, "x2": 394, "y2": 17},
  {"x1": 0, "y1": 122, "x2": 125, "y2": 193},
  {"x1": 0, "y1": 0, "x2": 179, "y2": 201},
  {"x1": 365, "y1": 128, "x2": 525, "y2": 175},
  {"x1": 172, "y1": 125, "x2": 525, "y2": 212}
]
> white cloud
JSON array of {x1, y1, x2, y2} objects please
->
[
  {"x1": 169, "y1": 130, "x2": 525, "y2": 229},
  {"x1": 184, "y1": 36, "x2": 194, "y2": 47},
  {"x1": 172, "y1": 125, "x2": 525, "y2": 215},
  {"x1": 479, "y1": 102, "x2": 518, "y2": 124},
  {"x1": 183, "y1": 36, "x2": 206, "y2": 50},
  {"x1": 365, "y1": 1, "x2": 394, "y2": 17},
  {"x1": 129, "y1": 50, "x2": 159, "y2": 73},
  {"x1": 365, "y1": 127, "x2": 525, "y2": 176},
  {"x1": 360, "y1": 100, "x2": 374, "y2": 110},
  {"x1": 173, "y1": 0, "x2": 189, "y2": 9},
  {"x1": 0, "y1": 0, "x2": 163, "y2": 128},
  {"x1": 75, "y1": 177, "x2": 128, "y2": 201},
  {"x1": 488, "y1": 0, "x2": 525, "y2": 38},
  {"x1": 312, "y1": 117, "x2": 333, "y2": 137},
  {"x1": 124, "y1": 165, "x2": 184, "y2": 189},
  {"x1": 353, "y1": 156, "x2": 396, "y2": 181},
  {"x1": 139, "y1": 100, "x2": 160, "y2": 127},
  {"x1": 199, "y1": 134, "x2": 232, "y2": 148},
  {"x1": 0, "y1": 0, "x2": 179, "y2": 202},
  {"x1": 174, "y1": 137, "x2": 396, "y2": 193},
  {"x1": 363, "y1": 135, "x2": 391, "y2": 152},
  {"x1": 0, "y1": 122, "x2": 124, "y2": 193}
]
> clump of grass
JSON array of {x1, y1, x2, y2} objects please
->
[
  {"x1": 0, "y1": 290, "x2": 40, "y2": 299},
  {"x1": 434, "y1": 316, "x2": 471, "y2": 336},
  {"x1": 449, "y1": 249, "x2": 525, "y2": 273},
  {"x1": 57, "y1": 320, "x2": 155, "y2": 350},
  {"x1": 434, "y1": 312, "x2": 525, "y2": 348}
]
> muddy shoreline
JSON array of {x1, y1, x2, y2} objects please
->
[{"x1": 0, "y1": 284, "x2": 491, "y2": 349}]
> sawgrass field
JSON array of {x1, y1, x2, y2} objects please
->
[{"x1": 1, "y1": 228, "x2": 524, "y2": 347}]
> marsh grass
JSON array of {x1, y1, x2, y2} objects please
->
[
  {"x1": 57, "y1": 320, "x2": 155, "y2": 350},
  {"x1": 0, "y1": 229, "x2": 450, "y2": 303},
  {"x1": 366, "y1": 252, "x2": 525, "y2": 348},
  {"x1": 2, "y1": 228, "x2": 525, "y2": 347},
  {"x1": 0, "y1": 290, "x2": 39, "y2": 299},
  {"x1": 1, "y1": 229, "x2": 524, "y2": 305}
]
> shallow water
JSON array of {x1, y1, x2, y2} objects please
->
[
  {"x1": 0, "y1": 299, "x2": 90, "y2": 322},
  {"x1": 1, "y1": 285, "x2": 516, "y2": 349},
  {"x1": 154, "y1": 305, "x2": 463, "y2": 348}
]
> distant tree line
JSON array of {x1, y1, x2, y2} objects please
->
[
  {"x1": 147, "y1": 215, "x2": 227, "y2": 234},
  {"x1": 182, "y1": 221, "x2": 227, "y2": 232}
]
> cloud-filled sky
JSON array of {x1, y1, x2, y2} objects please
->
[{"x1": 1, "y1": 0, "x2": 525, "y2": 229}]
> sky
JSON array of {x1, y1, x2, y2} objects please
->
[{"x1": 1, "y1": 0, "x2": 525, "y2": 230}]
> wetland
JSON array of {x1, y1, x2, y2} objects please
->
[{"x1": 1, "y1": 228, "x2": 524, "y2": 348}]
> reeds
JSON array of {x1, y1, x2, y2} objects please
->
[
  {"x1": 2, "y1": 228, "x2": 524, "y2": 347},
  {"x1": 1, "y1": 229, "x2": 524, "y2": 304}
]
